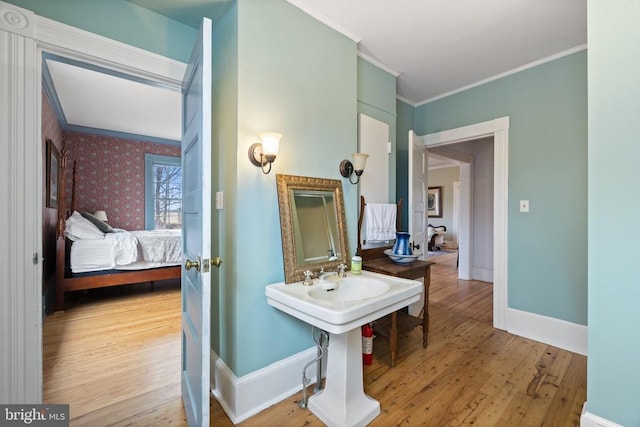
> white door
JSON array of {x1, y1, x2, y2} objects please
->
[
  {"x1": 181, "y1": 18, "x2": 212, "y2": 427},
  {"x1": 408, "y1": 131, "x2": 427, "y2": 256},
  {"x1": 359, "y1": 113, "x2": 390, "y2": 203}
]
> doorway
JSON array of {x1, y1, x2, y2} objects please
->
[
  {"x1": 417, "y1": 116, "x2": 509, "y2": 330},
  {"x1": 428, "y1": 137, "x2": 494, "y2": 283},
  {"x1": 1, "y1": 4, "x2": 190, "y2": 402},
  {"x1": 426, "y1": 138, "x2": 495, "y2": 326},
  {"x1": 40, "y1": 53, "x2": 184, "y2": 419}
]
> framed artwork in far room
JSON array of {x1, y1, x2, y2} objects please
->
[
  {"x1": 427, "y1": 186, "x2": 442, "y2": 218},
  {"x1": 46, "y1": 139, "x2": 59, "y2": 208}
]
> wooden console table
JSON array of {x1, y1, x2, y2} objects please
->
[
  {"x1": 362, "y1": 255, "x2": 433, "y2": 367},
  {"x1": 356, "y1": 195, "x2": 433, "y2": 367}
]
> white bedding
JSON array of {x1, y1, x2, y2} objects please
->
[
  {"x1": 130, "y1": 230, "x2": 182, "y2": 263},
  {"x1": 70, "y1": 229, "x2": 181, "y2": 273}
]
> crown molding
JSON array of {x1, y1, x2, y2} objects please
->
[
  {"x1": 286, "y1": 0, "x2": 361, "y2": 43},
  {"x1": 357, "y1": 51, "x2": 400, "y2": 77},
  {"x1": 416, "y1": 44, "x2": 588, "y2": 106}
]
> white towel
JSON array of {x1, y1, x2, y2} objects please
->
[{"x1": 364, "y1": 203, "x2": 397, "y2": 242}]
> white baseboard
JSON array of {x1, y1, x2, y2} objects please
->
[
  {"x1": 581, "y1": 402, "x2": 623, "y2": 427},
  {"x1": 471, "y1": 266, "x2": 493, "y2": 283},
  {"x1": 507, "y1": 308, "x2": 587, "y2": 355},
  {"x1": 211, "y1": 347, "x2": 324, "y2": 424}
]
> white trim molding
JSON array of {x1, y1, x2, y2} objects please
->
[
  {"x1": 211, "y1": 347, "x2": 324, "y2": 424},
  {"x1": 0, "y1": 0, "x2": 42, "y2": 404},
  {"x1": 581, "y1": 403, "x2": 624, "y2": 427},
  {"x1": 421, "y1": 116, "x2": 509, "y2": 330},
  {"x1": 507, "y1": 308, "x2": 587, "y2": 356},
  {"x1": 34, "y1": 15, "x2": 185, "y2": 85},
  {"x1": 417, "y1": 44, "x2": 588, "y2": 106}
]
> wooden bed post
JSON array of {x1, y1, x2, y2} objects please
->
[
  {"x1": 70, "y1": 160, "x2": 77, "y2": 213},
  {"x1": 55, "y1": 144, "x2": 68, "y2": 311}
]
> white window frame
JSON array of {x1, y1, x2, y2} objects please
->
[{"x1": 144, "y1": 153, "x2": 182, "y2": 230}]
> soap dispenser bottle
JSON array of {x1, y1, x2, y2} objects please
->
[{"x1": 351, "y1": 254, "x2": 362, "y2": 275}]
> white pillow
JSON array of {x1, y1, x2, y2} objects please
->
[{"x1": 65, "y1": 211, "x2": 105, "y2": 241}]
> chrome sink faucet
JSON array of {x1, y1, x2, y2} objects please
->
[
  {"x1": 318, "y1": 267, "x2": 336, "y2": 281},
  {"x1": 337, "y1": 263, "x2": 347, "y2": 278},
  {"x1": 302, "y1": 270, "x2": 314, "y2": 286},
  {"x1": 318, "y1": 264, "x2": 348, "y2": 281}
]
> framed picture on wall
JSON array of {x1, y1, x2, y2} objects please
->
[
  {"x1": 46, "y1": 139, "x2": 59, "y2": 208},
  {"x1": 427, "y1": 186, "x2": 442, "y2": 218}
]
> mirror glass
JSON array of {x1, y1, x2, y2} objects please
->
[{"x1": 276, "y1": 174, "x2": 349, "y2": 283}]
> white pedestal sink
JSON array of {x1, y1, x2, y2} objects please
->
[{"x1": 266, "y1": 271, "x2": 422, "y2": 427}]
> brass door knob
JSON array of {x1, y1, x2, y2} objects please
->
[
  {"x1": 211, "y1": 257, "x2": 222, "y2": 268},
  {"x1": 185, "y1": 257, "x2": 201, "y2": 271}
]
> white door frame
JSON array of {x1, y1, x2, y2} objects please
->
[
  {"x1": 0, "y1": 0, "x2": 186, "y2": 402},
  {"x1": 422, "y1": 117, "x2": 509, "y2": 330},
  {"x1": 452, "y1": 181, "x2": 461, "y2": 248}
]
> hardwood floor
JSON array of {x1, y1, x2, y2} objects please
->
[
  {"x1": 43, "y1": 253, "x2": 586, "y2": 426},
  {"x1": 43, "y1": 281, "x2": 185, "y2": 426}
]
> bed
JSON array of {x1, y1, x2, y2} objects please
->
[{"x1": 55, "y1": 147, "x2": 182, "y2": 311}]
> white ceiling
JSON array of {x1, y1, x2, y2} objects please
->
[
  {"x1": 44, "y1": 57, "x2": 181, "y2": 143},
  {"x1": 46, "y1": 1, "x2": 587, "y2": 140},
  {"x1": 428, "y1": 153, "x2": 460, "y2": 170},
  {"x1": 287, "y1": 0, "x2": 587, "y2": 105}
]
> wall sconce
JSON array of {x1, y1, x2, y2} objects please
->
[
  {"x1": 248, "y1": 132, "x2": 282, "y2": 174},
  {"x1": 339, "y1": 153, "x2": 369, "y2": 184}
]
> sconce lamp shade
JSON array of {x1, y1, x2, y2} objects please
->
[
  {"x1": 352, "y1": 153, "x2": 369, "y2": 172},
  {"x1": 249, "y1": 132, "x2": 282, "y2": 174},
  {"x1": 339, "y1": 152, "x2": 369, "y2": 184},
  {"x1": 94, "y1": 210, "x2": 108, "y2": 222},
  {"x1": 259, "y1": 132, "x2": 281, "y2": 156}
]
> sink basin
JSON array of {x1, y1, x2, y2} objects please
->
[
  {"x1": 266, "y1": 271, "x2": 422, "y2": 427},
  {"x1": 265, "y1": 271, "x2": 422, "y2": 334},
  {"x1": 307, "y1": 276, "x2": 390, "y2": 302}
]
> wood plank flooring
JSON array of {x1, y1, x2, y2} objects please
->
[
  {"x1": 43, "y1": 281, "x2": 184, "y2": 426},
  {"x1": 43, "y1": 253, "x2": 586, "y2": 426}
]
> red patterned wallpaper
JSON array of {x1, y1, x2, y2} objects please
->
[{"x1": 64, "y1": 132, "x2": 180, "y2": 230}]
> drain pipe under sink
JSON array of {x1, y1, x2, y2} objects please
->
[{"x1": 299, "y1": 327, "x2": 329, "y2": 409}]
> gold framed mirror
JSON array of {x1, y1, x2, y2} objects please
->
[{"x1": 276, "y1": 174, "x2": 350, "y2": 283}]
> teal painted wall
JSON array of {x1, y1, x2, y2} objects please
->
[
  {"x1": 396, "y1": 99, "x2": 415, "y2": 229},
  {"x1": 357, "y1": 57, "x2": 397, "y2": 203},
  {"x1": 230, "y1": 0, "x2": 358, "y2": 376},
  {"x1": 587, "y1": 1, "x2": 640, "y2": 425},
  {"x1": 211, "y1": 0, "x2": 238, "y2": 361},
  {"x1": 412, "y1": 52, "x2": 588, "y2": 325},
  {"x1": 4, "y1": 0, "x2": 196, "y2": 62},
  {"x1": 357, "y1": 58, "x2": 396, "y2": 114}
]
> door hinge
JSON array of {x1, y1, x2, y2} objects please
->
[{"x1": 32, "y1": 252, "x2": 39, "y2": 265}]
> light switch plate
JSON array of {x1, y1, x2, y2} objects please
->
[
  {"x1": 520, "y1": 200, "x2": 529, "y2": 213},
  {"x1": 216, "y1": 191, "x2": 223, "y2": 210}
]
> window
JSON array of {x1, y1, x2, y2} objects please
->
[{"x1": 145, "y1": 154, "x2": 182, "y2": 230}]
